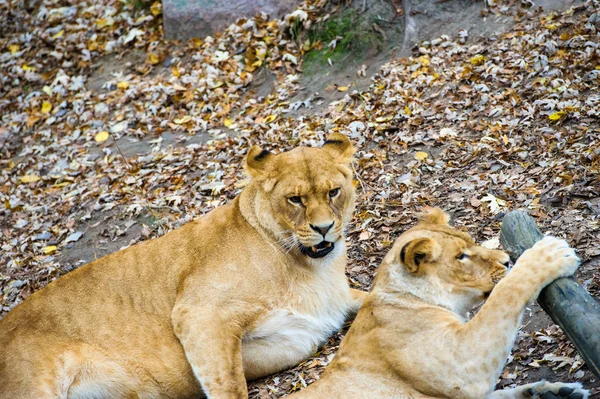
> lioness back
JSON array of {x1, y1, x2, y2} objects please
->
[{"x1": 0, "y1": 134, "x2": 365, "y2": 399}]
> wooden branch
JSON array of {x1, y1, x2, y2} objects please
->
[{"x1": 500, "y1": 210, "x2": 600, "y2": 378}]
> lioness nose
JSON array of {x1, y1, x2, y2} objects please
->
[{"x1": 310, "y1": 222, "x2": 334, "y2": 237}]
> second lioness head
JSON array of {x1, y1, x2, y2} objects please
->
[{"x1": 245, "y1": 134, "x2": 356, "y2": 259}]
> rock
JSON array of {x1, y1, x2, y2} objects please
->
[{"x1": 163, "y1": 0, "x2": 302, "y2": 40}]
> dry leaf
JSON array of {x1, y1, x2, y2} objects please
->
[
  {"x1": 117, "y1": 81, "x2": 129, "y2": 90},
  {"x1": 41, "y1": 101, "x2": 52, "y2": 114},
  {"x1": 147, "y1": 52, "x2": 160, "y2": 65},
  {"x1": 21, "y1": 174, "x2": 41, "y2": 183},
  {"x1": 174, "y1": 115, "x2": 192, "y2": 124},
  {"x1": 43, "y1": 245, "x2": 57, "y2": 254},
  {"x1": 415, "y1": 151, "x2": 428, "y2": 161},
  {"x1": 337, "y1": 86, "x2": 349, "y2": 92},
  {"x1": 95, "y1": 131, "x2": 109, "y2": 143}
]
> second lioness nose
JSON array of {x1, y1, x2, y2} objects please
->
[{"x1": 310, "y1": 222, "x2": 334, "y2": 237}]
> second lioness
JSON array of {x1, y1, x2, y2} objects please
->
[
  {"x1": 291, "y1": 208, "x2": 588, "y2": 399},
  {"x1": 0, "y1": 134, "x2": 366, "y2": 399}
]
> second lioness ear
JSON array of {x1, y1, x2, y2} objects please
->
[
  {"x1": 245, "y1": 145, "x2": 275, "y2": 179},
  {"x1": 322, "y1": 133, "x2": 355, "y2": 165},
  {"x1": 399, "y1": 238, "x2": 441, "y2": 273},
  {"x1": 420, "y1": 207, "x2": 450, "y2": 226}
]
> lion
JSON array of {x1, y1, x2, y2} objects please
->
[
  {"x1": 290, "y1": 208, "x2": 588, "y2": 399},
  {"x1": 0, "y1": 133, "x2": 367, "y2": 399}
]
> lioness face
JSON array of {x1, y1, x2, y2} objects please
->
[
  {"x1": 391, "y1": 208, "x2": 510, "y2": 303},
  {"x1": 245, "y1": 134, "x2": 356, "y2": 259}
]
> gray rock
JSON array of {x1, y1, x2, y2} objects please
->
[{"x1": 163, "y1": 0, "x2": 302, "y2": 40}]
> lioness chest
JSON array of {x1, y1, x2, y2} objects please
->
[{"x1": 240, "y1": 255, "x2": 352, "y2": 378}]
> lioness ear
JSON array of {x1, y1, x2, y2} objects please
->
[
  {"x1": 420, "y1": 207, "x2": 450, "y2": 226},
  {"x1": 399, "y1": 238, "x2": 441, "y2": 273},
  {"x1": 245, "y1": 145, "x2": 275, "y2": 179},
  {"x1": 322, "y1": 133, "x2": 355, "y2": 165}
]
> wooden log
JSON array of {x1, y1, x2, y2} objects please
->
[{"x1": 499, "y1": 210, "x2": 600, "y2": 377}]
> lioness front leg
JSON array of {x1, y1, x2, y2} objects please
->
[
  {"x1": 172, "y1": 301, "x2": 252, "y2": 399},
  {"x1": 490, "y1": 381, "x2": 588, "y2": 399},
  {"x1": 453, "y1": 237, "x2": 580, "y2": 397}
]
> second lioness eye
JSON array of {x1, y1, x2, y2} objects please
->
[
  {"x1": 288, "y1": 196, "x2": 302, "y2": 205},
  {"x1": 329, "y1": 188, "x2": 340, "y2": 198},
  {"x1": 457, "y1": 253, "x2": 470, "y2": 260}
]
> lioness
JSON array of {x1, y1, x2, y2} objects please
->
[
  {"x1": 291, "y1": 208, "x2": 588, "y2": 399},
  {"x1": 0, "y1": 134, "x2": 366, "y2": 399}
]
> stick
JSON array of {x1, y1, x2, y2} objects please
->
[{"x1": 500, "y1": 210, "x2": 600, "y2": 377}]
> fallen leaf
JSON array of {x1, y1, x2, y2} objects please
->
[
  {"x1": 481, "y1": 194, "x2": 506, "y2": 214},
  {"x1": 95, "y1": 131, "x2": 109, "y2": 143},
  {"x1": 470, "y1": 54, "x2": 486, "y2": 66},
  {"x1": 65, "y1": 231, "x2": 84, "y2": 243},
  {"x1": 9, "y1": 44, "x2": 20, "y2": 54},
  {"x1": 174, "y1": 115, "x2": 192, "y2": 124},
  {"x1": 42, "y1": 245, "x2": 57, "y2": 254},
  {"x1": 41, "y1": 101, "x2": 52, "y2": 114},
  {"x1": 548, "y1": 111, "x2": 566, "y2": 121},
  {"x1": 337, "y1": 86, "x2": 349, "y2": 92},
  {"x1": 415, "y1": 151, "x2": 428, "y2": 161},
  {"x1": 21, "y1": 174, "x2": 41, "y2": 183},
  {"x1": 147, "y1": 52, "x2": 160, "y2": 65},
  {"x1": 117, "y1": 81, "x2": 129, "y2": 90},
  {"x1": 150, "y1": 1, "x2": 162, "y2": 16}
]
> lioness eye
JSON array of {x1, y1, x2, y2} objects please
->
[
  {"x1": 288, "y1": 196, "x2": 302, "y2": 205},
  {"x1": 329, "y1": 188, "x2": 340, "y2": 198},
  {"x1": 457, "y1": 253, "x2": 470, "y2": 260}
]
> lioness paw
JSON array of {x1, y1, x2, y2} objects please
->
[
  {"x1": 516, "y1": 236, "x2": 580, "y2": 279},
  {"x1": 525, "y1": 381, "x2": 588, "y2": 399}
]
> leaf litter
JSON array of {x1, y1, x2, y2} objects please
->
[{"x1": 1, "y1": 0, "x2": 600, "y2": 396}]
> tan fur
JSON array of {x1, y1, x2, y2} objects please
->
[
  {"x1": 0, "y1": 134, "x2": 367, "y2": 399},
  {"x1": 291, "y1": 209, "x2": 587, "y2": 399}
]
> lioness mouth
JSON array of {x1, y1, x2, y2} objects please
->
[{"x1": 300, "y1": 241, "x2": 335, "y2": 259}]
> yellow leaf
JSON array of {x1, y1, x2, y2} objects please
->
[
  {"x1": 21, "y1": 174, "x2": 41, "y2": 183},
  {"x1": 548, "y1": 111, "x2": 566, "y2": 121},
  {"x1": 171, "y1": 66, "x2": 181, "y2": 77},
  {"x1": 43, "y1": 245, "x2": 57, "y2": 255},
  {"x1": 265, "y1": 114, "x2": 277, "y2": 124},
  {"x1": 190, "y1": 38, "x2": 203, "y2": 48},
  {"x1": 150, "y1": 1, "x2": 162, "y2": 16},
  {"x1": 174, "y1": 115, "x2": 192, "y2": 124},
  {"x1": 22, "y1": 64, "x2": 36, "y2": 72},
  {"x1": 42, "y1": 85, "x2": 52, "y2": 96},
  {"x1": 470, "y1": 54, "x2": 486, "y2": 66},
  {"x1": 95, "y1": 131, "x2": 109, "y2": 143},
  {"x1": 41, "y1": 101, "x2": 52, "y2": 114},
  {"x1": 95, "y1": 18, "x2": 108, "y2": 28},
  {"x1": 415, "y1": 151, "x2": 428, "y2": 161},
  {"x1": 147, "y1": 52, "x2": 159, "y2": 65},
  {"x1": 337, "y1": 86, "x2": 349, "y2": 92},
  {"x1": 375, "y1": 115, "x2": 393, "y2": 123},
  {"x1": 404, "y1": 105, "x2": 412, "y2": 116},
  {"x1": 223, "y1": 118, "x2": 233, "y2": 127},
  {"x1": 502, "y1": 135, "x2": 509, "y2": 145},
  {"x1": 9, "y1": 44, "x2": 20, "y2": 54},
  {"x1": 595, "y1": 65, "x2": 600, "y2": 70},
  {"x1": 52, "y1": 29, "x2": 64, "y2": 39},
  {"x1": 117, "y1": 81, "x2": 129, "y2": 90}
]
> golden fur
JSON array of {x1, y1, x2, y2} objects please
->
[
  {"x1": 291, "y1": 209, "x2": 588, "y2": 399},
  {"x1": 0, "y1": 134, "x2": 367, "y2": 399}
]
